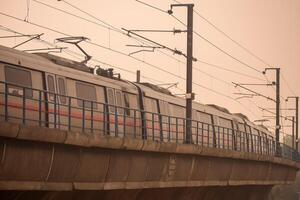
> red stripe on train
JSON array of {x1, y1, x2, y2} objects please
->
[{"x1": 0, "y1": 101, "x2": 183, "y2": 133}]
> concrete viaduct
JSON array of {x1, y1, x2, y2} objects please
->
[{"x1": 0, "y1": 122, "x2": 299, "y2": 200}]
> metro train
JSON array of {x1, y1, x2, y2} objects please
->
[{"x1": 0, "y1": 44, "x2": 276, "y2": 155}]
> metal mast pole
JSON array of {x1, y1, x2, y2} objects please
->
[
  {"x1": 287, "y1": 96, "x2": 299, "y2": 151},
  {"x1": 264, "y1": 67, "x2": 281, "y2": 155},
  {"x1": 275, "y1": 68, "x2": 280, "y2": 155},
  {"x1": 296, "y1": 97, "x2": 299, "y2": 151},
  {"x1": 185, "y1": 4, "x2": 194, "y2": 143},
  {"x1": 170, "y1": 4, "x2": 194, "y2": 143},
  {"x1": 292, "y1": 116, "x2": 295, "y2": 149}
]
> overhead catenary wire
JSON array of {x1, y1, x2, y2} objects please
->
[
  {"x1": 172, "y1": 0, "x2": 273, "y2": 68},
  {"x1": 32, "y1": 0, "x2": 187, "y2": 64},
  {"x1": 136, "y1": 0, "x2": 295, "y2": 108},
  {"x1": 1, "y1": 0, "x2": 292, "y2": 125},
  {"x1": 173, "y1": 0, "x2": 296, "y2": 102},
  {"x1": 0, "y1": 24, "x2": 162, "y2": 84},
  {"x1": 282, "y1": 74, "x2": 296, "y2": 96},
  {"x1": 0, "y1": 11, "x2": 258, "y2": 116},
  {"x1": 33, "y1": 0, "x2": 267, "y2": 87},
  {"x1": 59, "y1": 0, "x2": 122, "y2": 34},
  {"x1": 138, "y1": 2, "x2": 289, "y2": 122},
  {"x1": 135, "y1": 0, "x2": 264, "y2": 74},
  {"x1": 0, "y1": 3, "x2": 292, "y2": 131}
]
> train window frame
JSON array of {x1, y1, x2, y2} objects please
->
[
  {"x1": 4, "y1": 65, "x2": 33, "y2": 98},
  {"x1": 144, "y1": 97, "x2": 159, "y2": 113},
  {"x1": 219, "y1": 117, "x2": 233, "y2": 129},
  {"x1": 197, "y1": 111, "x2": 213, "y2": 125},
  {"x1": 123, "y1": 92, "x2": 131, "y2": 116},
  {"x1": 75, "y1": 81, "x2": 97, "y2": 109},
  {"x1": 115, "y1": 90, "x2": 124, "y2": 115},
  {"x1": 107, "y1": 88, "x2": 115, "y2": 113},
  {"x1": 245, "y1": 125, "x2": 251, "y2": 134},
  {"x1": 57, "y1": 77, "x2": 66, "y2": 104},
  {"x1": 159, "y1": 100, "x2": 170, "y2": 116},
  {"x1": 169, "y1": 103, "x2": 185, "y2": 118},
  {"x1": 46, "y1": 74, "x2": 56, "y2": 102},
  {"x1": 238, "y1": 123, "x2": 246, "y2": 133}
]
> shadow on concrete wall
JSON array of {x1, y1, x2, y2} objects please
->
[{"x1": 270, "y1": 171, "x2": 300, "y2": 200}]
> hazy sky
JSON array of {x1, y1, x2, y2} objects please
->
[{"x1": 0, "y1": 0, "x2": 299, "y2": 140}]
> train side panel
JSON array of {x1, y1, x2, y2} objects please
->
[{"x1": 0, "y1": 63, "x2": 46, "y2": 126}]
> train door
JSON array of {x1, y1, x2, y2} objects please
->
[
  {"x1": 245, "y1": 125, "x2": 253, "y2": 152},
  {"x1": 115, "y1": 89, "x2": 124, "y2": 137},
  {"x1": 218, "y1": 117, "x2": 234, "y2": 150},
  {"x1": 169, "y1": 103, "x2": 185, "y2": 143},
  {"x1": 45, "y1": 73, "x2": 57, "y2": 128},
  {"x1": 194, "y1": 111, "x2": 214, "y2": 147},
  {"x1": 238, "y1": 123, "x2": 247, "y2": 152},
  {"x1": 143, "y1": 97, "x2": 160, "y2": 141},
  {"x1": 261, "y1": 132, "x2": 268, "y2": 154},
  {"x1": 251, "y1": 128, "x2": 260, "y2": 154},
  {"x1": 56, "y1": 76, "x2": 68, "y2": 130},
  {"x1": 123, "y1": 92, "x2": 141, "y2": 139},
  {"x1": 107, "y1": 88, "x2": 121, "y2": 136},
  {"x1": 191, "y1": 110, "x2": 197, "y2": 144},
  {"x1": 233, "y1": 121, "x2": 240, "y2": 151},
  {"x1": 159, "y1": 100, "x2": 170, "y2": 142}
]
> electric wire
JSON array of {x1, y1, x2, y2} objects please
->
[
  {"x1": 135, "y1": 0, "x2": 168, "y2": 14},
  {"x1": 137, "y1": 0, "x2": 295, "y2": 115},
  {"x1": 1, "y1": 2, "x2": 295, "y2": 130},
  {"x1": 173, "y1": 0, "x2": 295, "y2": 103},
  {"x1": 33, "y1": 0, "x2": 267, "y2": 88},
  {"x1": 135, "y1": 0, "x2": 264, "y2": 74},
  {"x1": 0, "y1": 24, "x2": 162, "y2": 84},
  {"x1": 0, "y1": 12, "x2": 251, "y2": 111},
  {"x1": 173, "y1": 0, "x2": 273, "y2": 67},
  {"x1": 282, "y1": 74, "x2": 296, "y2": 96},
  {"x1": 0, "y1": 11, "x2": 288, "y2": 123}
]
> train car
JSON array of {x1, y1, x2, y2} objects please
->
[
  {"x1": 0, "y1": 44, "x2": 276, "y2": 156},
  {"x1": 0, "y1": 45, "x2": 141, "y2": 138}
]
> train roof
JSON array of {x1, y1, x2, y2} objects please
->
[
  {"x1": 206, "y1": 104, "x2": 231, "y2": 114},
  {"x1": 136, "y1": 82, "x2": 237, "y2": 120},
  {"x1": 139, "y1": 82, "x2": 173, "y2": 96},
  {"x1": 233, "y1": 113, "x2": 249, "y2": 121},
  {"x1": 35, "y1": 53, "x2": 92, "y2": 73},
  {"x1": 0, "y1": 45, "x2": 138, "y2": 94},
  {"x1": 137, "y1": 81, "x2": 275, "y2": 135}
]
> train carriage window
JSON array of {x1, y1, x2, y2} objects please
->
[
  {"x1": 123, "y1": 93, "x2": 130, "y2": 116},
  {"x1": 124, "y1": 93, "x2": 139, "y2": 116},
  {"x1": 169, "y1": 103, "x2": 185, "y2": 118},
  {"x1": 115, "y1": 90, "x2": 124, "y2": 115},
  {"x1": 245, "y1": 125, "x2": 251, "y2": 134},
  {"x1": 219, "y1": 117, "x2": 233, "y2": 129},
  {"x1": 252, "y1": 128, "x2": 259, "y2": 136},
  {"x1": 144, "y1": 97, "x2": 159, "y2": 113},
  {"x1": 5, "y1": 66, "x2": 33, "y2": 98},
  {"x1": 58, "y1": 77, "x2": 66, "y2": 104},
  {"x1": 76, "y1": 82, "x2": 97, "y2": 109},
  {"x1": 47, "y1": 75, "x2": 55, "y2": 101},
  {"x1": 198, "y1": 111, "x2": 213, "y2": 124},
  {"x1": 107, "y1": 88, "x2": 115, "y2": 113},
  {"x1": 238, "y1": 123, "x2": 246, "y2": 132}
]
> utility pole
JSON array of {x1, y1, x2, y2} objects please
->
[
  {"x1": 287, "y1": 96, "x2": 299, "y2": 151},
  {"x1": 263, "y1": 68, "x2": 280, "y2": 155},
  {"x1": 292, "y1": 116, "x2": 295, "y2": 148},
  {"x1": 169, "y1": 4, "x2": 194, "y2": 143}
]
